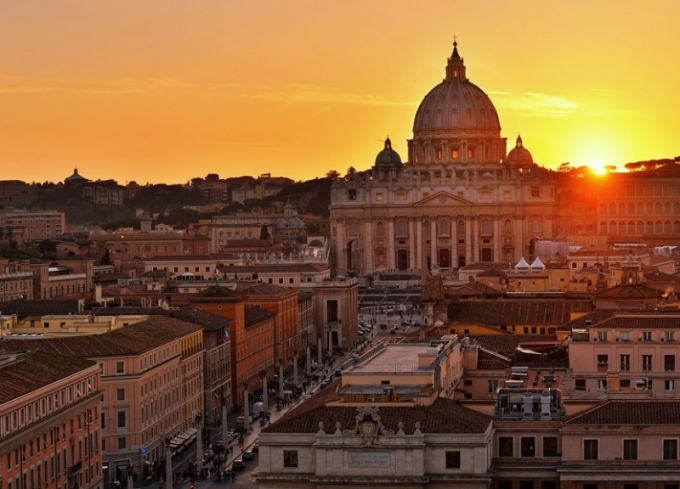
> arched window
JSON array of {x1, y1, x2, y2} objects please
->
[
  {"x1": 619, "y1": 203, "x2": 626, "y2": 215},
  {"x1": 610, "y1": 221, "x2": 617, "y2": 234},
  {"x1": 439, "y1": 220, "x2": 449, "y2": 236},
  {"x1": 457, "y1": 220, "x2": 465, "y2": 235},
  {"x1": 665, "y1": 221, "x2": 672, "y2": 233},
  {"x1": 656, "y1": 221, "x2": 663, "y2": 233},
  {"x1": 627, "y1": 222, "x2": 635, "y2": 234},
  {"x1": 655, "y1": 202, "x2": 663, "y2": 214},
  {"x1": 646, "y1": 202, "x2": 654, "y2": 214},
  {"x1": 348, "y1": 221, "x2": 358, "y2": 236},
  {"x1": 600, "y1": 222, "x2": 608, "y2": 234},
  {"x1": 609, "y1": 203, "x2": 616, "y2": 215},
  {"x1": 664, "y1": 202, "x2": 672, "y2": 214},
  {"x1": 646, "y1": 221, "x2": 654, "y2": 234},
  {"x1": 674, "y1": 221, "x2": 680, "y2": 233},
  {"x1": 628, "y1": 203, "x2": 635, "y2": 215},
  {"x1": 618, "y1": 222, "x2": 626, "y2": 234},
  {"x1": 638, "y1": 203, "x2": 645, "y2": 215},
  {"x1": 599, "y1": 203, "x2": 607, "y2": 214}
]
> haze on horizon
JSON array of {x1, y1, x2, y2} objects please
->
[{"x1": 1, "y1": 1, "x2": 679, "y2": 185}]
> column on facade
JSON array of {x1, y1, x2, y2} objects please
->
[
  {"x1": 416, "y1": 218, "x2": 423, "y2": 271},
  {"x1": 387, "y1": 219, "x2": 396, "y2": 269},
  {"x1": 515, "y1": 218, "x2": 524, "y2": 262},
  {"x1": 364, "y1": 218, "x2": 373, "y2": 273},
  {"x1": 472, "y1": 218, "x2": 480, "y2": 262},
  {"x1": 335, "y1": 219, "x2": 346, "y2": 274},
  {"x1": 409, "y1": 219, "x2": 416, "y2": 271},
  {"x1": 450, "y1": 217, "x2": 457, "y2": 269},
  {"x1": 494, "y1": 218, "x2": 501, "y2": 262},
  {"x1": 430, "y1": 219, "x2": 437, "y2": 268},
  {"x1": 465, "y1": 217, "x2": 473, "y2": 265}
]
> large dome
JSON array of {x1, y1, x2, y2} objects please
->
[
  {"x1": 413, "y1": 42, "x2": 500, "y2": 134},
  {"x1": 407, "y1": 41, "x2": 506, "y2": 166}
]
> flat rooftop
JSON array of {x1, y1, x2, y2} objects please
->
[{"x1": 353, "y1": 344, "x2": 437, "y2": 374}]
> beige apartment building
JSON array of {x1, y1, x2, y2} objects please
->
[
  {"x1": 0, "y1": 350, "x2": 103, "y2": 489},
  {"x1": 1, "y1": 210, "x2": 66, "y2": 241},
  {"x1": 1, "y1": 317, "x2": 204, "y2": 482},
  {"x1": 569, "y1": 312, "x2": 680, "y2": 398}
]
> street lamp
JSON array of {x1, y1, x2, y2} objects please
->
[
  {"x1": 261, "y1": 370, "x2": 269, "y2": 419},
  {"x1": 126, "y1": 463, "x2": 134, "y2": 489},
  {"x1": 242, "y1": 382, "x2": 251, "y2": 434},
  {"x1": 164, "y1": 438, "x2": 173, "y2": 489},
  {"x1": 277, "y1": 361, "x2": 284, "y2": 400},
  {"x1": 220, "y1": 396, "x2": 229, "y2": 445},
  {"x1": 195, "y1": 413, "x2": 203, "y2": 472}
]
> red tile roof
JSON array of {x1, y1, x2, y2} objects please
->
[
  {"x1": 565, "y1": 399, "x2": 680, "y2": 425},
  {"x1": 0, "y1": 350, "x2": 96, "y2": 404},
  {"x1": 263, "y1": 396, "x2": 492, "y2": 435},
  {"x1": 1, "y1": 316, "x2": 201, "y2": 357},
  {"x1": 449, "y1": 300, "x2": 592, "y2": 326}
]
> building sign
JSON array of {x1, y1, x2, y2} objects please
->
[{"x1": 348, "y1": 451, "x2": 390, "y2": 467}]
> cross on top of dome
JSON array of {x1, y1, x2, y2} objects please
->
[{"x1": 445, "y1": 38, "x2": 466, "y2": 81}]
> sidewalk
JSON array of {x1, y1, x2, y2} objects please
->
[{"x1": 223, "y1": 353, "x2": 349, "y2": 469}]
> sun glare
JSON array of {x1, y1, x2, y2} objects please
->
[{"x1": 589, "y1": 160, "x2": 608, "y2": 175}]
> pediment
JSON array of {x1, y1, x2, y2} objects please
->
[{"x1": 415, "y1": 191, "x2": 471, "y2": 206}]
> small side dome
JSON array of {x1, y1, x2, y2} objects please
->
[
  {"x1": 506, "y1": 135, "x2": 534, "y2": 166},
  {"x1": 375, "y1": 137, "x2": 402, "y2": 167}
]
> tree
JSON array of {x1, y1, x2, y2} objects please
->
[
  {"x1": 325, "y1": 170, "x2": 340, "y2": 180},
  {"x1": 38, "y1": 239, "x2": 56, "y2": 254}
]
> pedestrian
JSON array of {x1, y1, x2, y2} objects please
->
[{"x1": 230, "y1": 470, "x2": 235, "y2": 483}]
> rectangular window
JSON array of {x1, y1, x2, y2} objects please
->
[
  {"x1": 597, "y1": 331, "x2": 607, "y2": 342},
  {"x1": 597, "y1": 379, "x2": 608, "y2": 390},
  {"x1": 283, "y1": 450, "x2": 298, "y2": 468},
  {"x1": 117, "y1": 437, "x2": 126, "y2": 450},
  {"x1": 642, "y1": 355, "x2": 653, "y2": 371},
  {"x1": 623, "y1": 439, "x2": 638, "y2": 460},
  {"x1": 665, "y1": 355, "x2": 675, "y2": 372},
  {"x1": 620, "y1": 354, "x2": 630, "y2": 371},
  {"x1": 665, "y1": 380, "x2": 675, "y2": 391},
  {"x1": 575, "y1": 379, "x2": 586, "y2": 391},
  {"x1": 116, "y1": 389, "x2": 125, "y2": 401},
  {"x1": 521, "y1": 437, "x2": 536, "y2": 457},
  {"x1": 445, "y1": 451, "x2": 461, "y2": 468},
  {"x1": 543, "y1": 437, "x2": 558, "y2": 457},
  {"x1": 531, "y1": 186, "x2": 540, "y2": 198},
  {"x1": 665, "y1": 331, "x2": 675, "y2": 342},
  {"x1": 663, "y1": 439, "x2": 678, "y2": 460},
  {"x1": 643, "y1": 331, "x2": 652, "y2": 342},
  {"x1": 584, "y1": 439, "x2": 598, "y2": 460},
  {"x1": 597, "y1": 354, "x2": 608, "y2": 366},
  {"x1": 498, "y1": 437, "x2": 513, "y2": 457},
  {"x1": 584, "y1": 485, "x2": 598, "y2": 489},
  {"x1": 116, "y1": 362, "x2": 125, "y2": 375},
  {"x1": 117, "y1": 412, "x2": 126, "y2": 428},
  {"x1": 620, "y1": 331, "x2": 630, "y2": 342}
]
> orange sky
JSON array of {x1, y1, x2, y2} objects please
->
[{"x1": 1, "y1": 1, "x2": 679, "y2": 185}]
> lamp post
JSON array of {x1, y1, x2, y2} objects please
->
[
  {"x1": 221, "y1": 396, "x2": 229, "y2": 445},
  {"x1": 242, "y1": 383, "x2": 250, "y2": 433},
  {"x1": 278, "y1": 361, "x2": 285, "y2": 400},
  {"x1": 195, "y1": 413, "x2": 203, "y2": 472},
  {"x1": 261, "y1": 370, "x2": 269, "y2": 419},
  {"x1": 306, "y1": 344, "x2": 312, "y2": 376},
  {"x1": 126, "y1": 463, "x2": 134, "y2": 489},
  {"x1": 293, "y1": 349, "x2": 299, "y2": 387},
  {"x1": 164, "y1": 438, "x2": 173, "y2": 489}
]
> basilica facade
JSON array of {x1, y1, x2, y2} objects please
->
[{"x1": 329, "y1": 41, "x2": 680, "y2": 277}]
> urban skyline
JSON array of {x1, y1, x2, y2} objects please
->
[{"x1": 1, "y1": 1, "x2": 679, "y2": 185}]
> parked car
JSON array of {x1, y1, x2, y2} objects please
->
[
  {"x1": 320, "y1": 378, "x2": 332, "y2": 389},
  {"x1": 242, "y1": 449, "x2": 255, "y2": 461},
  {"x1": 252, "y1": 441, "x2": 259, "y2": 454},
  {"x1": 227, "y1": 430, "x2": 238, "y2": 442},
  {"x1": 232, "y1": 458, "x2": 246, "y2": 471}
]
